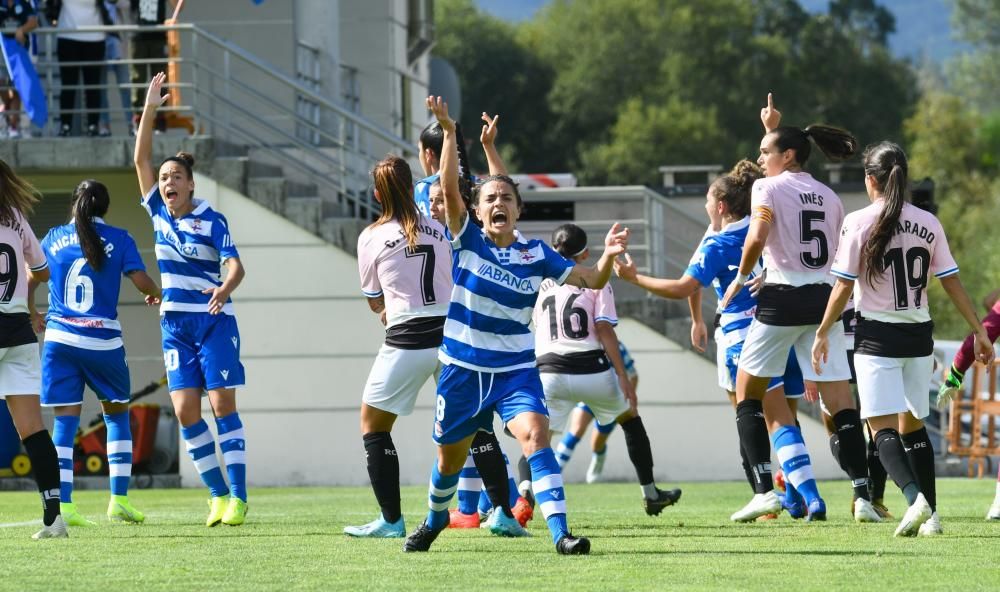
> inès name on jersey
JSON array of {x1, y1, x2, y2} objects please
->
[{"x1": 798, "y1": 192, "x2": 824, "y2": 206}]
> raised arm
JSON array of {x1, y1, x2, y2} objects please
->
[
  {"x1": 761, "y1": 92, "x2": 781, "y2": 133},
  {"x1": 564, "y1": 224, "x2": 629, "y2": 289},
  {"x1": 480, "y1": 112, "x2": 508, "y2": 176},
  {"x1": 134, "y1": 73, "x2": 170, "y2": 196},
  {"x1": 614, "y1": 252, "x2": 701, "y2": 300},
  {"x1": 426, "y1": 96, "x2": 465, "y2": 237}
]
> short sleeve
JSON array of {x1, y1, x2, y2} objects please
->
[
  {"x1": 593, "y1": 284, "x2": 618, "y2": 326},
  {"x1": 210, "y1": 214, "x2": 240, "y2": 262},
  {"x1": 540, "y1": 241, "x2": 574, "y2": 285},
  {"x1": 450, "y1": 212, "x2": 484, "y2": 253},
  {"x1": 141, "y1": 185, "x2": 163, "y2": 218},
  {"x1": 750, "y1": 179, "x2": 775, "y2": 226},
  {"x1": 684, "y1": 239, "x2": 724, "y2": 287},
  {"x1": 356, "y1": 232, "x2": 382, "y2": 298},
  {"x1": 930, "y1": 219, "x2": 959, "y2": 278},
  {"x1": 414, "y1": 179, "x2": 432, "y2": 218},
  {"x1": 830, "y1": 215, "x2": 863, "y2": 281},
  {"x1": 120, "y1": 232, "x2": 146, "y2": 275},
  {"x1": 20, "y1": 215, "x2": 46, "y2": 271}
]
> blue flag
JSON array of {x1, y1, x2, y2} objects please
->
[{"x1": 0, "y1": 36, "x2": 47, "y2": 129}]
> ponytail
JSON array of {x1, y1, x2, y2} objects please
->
[
  {"x1": 551, "y1": 223, "x2": 588, "y2": 259},
  {"x1": 770, "y1": 124, "x2": 858, "y2": 166},
  {"x1": 371, "y1": 155, "x2": 420, "y2": 250},
  {"x1": 71, "y1": 179, "x2": 111, "y2": 271},
  {"x1": 454, "y1": 123, "x2": 475, "y2": 206},
  {"x1": 860, "y1": 142, "x2": 909, "y2": 286},
  {"x1": 709, "y1": 159, "x2": 762, "y2": 219}
]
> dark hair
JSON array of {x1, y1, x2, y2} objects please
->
[
  {"x1": 71, "y1": 180, "x2": 111, "y2": 271},
  {"x1": 861, "y1": 141, "x2": 909, "y2": 286},
  {"x1": 0, "y1": 159, "x2": 40, "y2": 226},
  {"x1": 421, "y1": 120, "x2": 474, "y2": 202},
  {"x1": 159, "y1": 151, "x2": 195, "y2": 179},
  {"x1": 419, "y1": 120, "x2": 443, "y2": 159},
  {"x1": 551, "y1": 224, "x2": 588, "y2": 259},
  {"x1": 473, "y1": 174, "x2": 524, "y2": 211},
  {"x1": 769, "y1": 125, "x2": 858, "y2": 166},
  {"x1": 371, "y1": 154, "x2": 420, "y2": 249},
  {"x1": 710, "y1": 160, "x2": 762, "y2": 219}
]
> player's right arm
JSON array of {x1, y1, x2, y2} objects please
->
[
  {"x1": 687, "y1": 289, "x2": 707, "y2": 352},
  {"x1": 614, "y1": 253, "x2": 701, "y2": 300},
  {"x1": 480, "y1": 112, "x2": 508, "y2": 176},
  {"x1": 426, "y1": 96, "x2": 465, "y2": 238},
  {"x1": 128, "y1": 271, "x2": 162, "y2": 306},
  {"x1": 134, "y1": 73, "x2": 170, "y2": 196}
]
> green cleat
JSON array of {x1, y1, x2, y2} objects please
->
[
  {"x1": 221, "y1": 497, "x2": 248, "y2": 526},
  {"x1": 207, "y1": 496, "x2": 229, "y2": 527},
  {"x1": 107, "y1": 496, "x2": 145, "y2": 523},
  {"x1": 61, "y1": 502, "x2": 96, "y2": 527}
]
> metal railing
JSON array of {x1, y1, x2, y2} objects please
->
[{"x1": 6, "y1": 23, "x2": 412, "y2": 217}]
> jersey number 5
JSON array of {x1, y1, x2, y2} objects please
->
[
  {"x1": 405, "y1": 245, "x2": 437, "y2": 305},
  {"x1": 541, "y1": 293, "x2": 589, "y2": 341},
  {"x1": 799, "y1": 210, "x2": 829, "y2": 269}
]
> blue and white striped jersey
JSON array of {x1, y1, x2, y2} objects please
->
[
  {"x1": 439, "y1": 216, "x2": 575, "y2": 372},
  {"x1": 141, "y1": 187, "x2": 240, "y2": 315},
  {"x1": 684, "y1": 217, "x2": 761, "y2": 336},
  {"x1": 41, "y1": 219, "x2": 145, "y2": 350}
]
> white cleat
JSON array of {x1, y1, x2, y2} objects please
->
[
  {"x1": 480, "y1": 507, "x2": 530, "y2": 537},
  {"x1": 586, "y1": 453, "x2": 606, "y2": 484},
  {"x1": 854, "y1": 498, "x2": 883, "y2": 523},
  {"x1": 987, "y1": 499, "x2": 1000, "y2": 521},
  {"x1": 894, "y1": 493, "x2": 932, "y2": 537},
  {"x1": 730, "y1": 490, "x2": 782, "y2": 523},
  {"x1": 918, "y1": 512, "x2": 942, "y2": 536},
  {"x1": 31, "y1": 515, "x2": 69, "y2": 540}
]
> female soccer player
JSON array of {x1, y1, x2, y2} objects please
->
[
  {"x1": 34, "y1": 179, "x2": 161, "y2": 527},
  {"x1": 719, "y1": 94, "x2": 874, "y2": 523},
  {"x1": 343, "y1": 155, "x2": 452, "y2": 538},
  {"x1": 536, "y1": 223, "x2": 681, "y2": 515},
  {"x1": 403, "y1": 97, "x2": 627, "y2": 555},
  {"x1": 615, "y1": 160, "x2": 810, "y2": 518},
  {"x1": 813, "y1": 141, "x2": 993, "y2": 536},
  {"x1": 134, "y1": 73, "x2": 249, "y2": 527},
  {"x1": 0, "y1": 160, "x2": 65, "y2": 539}
]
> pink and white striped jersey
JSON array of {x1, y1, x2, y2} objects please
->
[
  {"x1": 751, "y1": 171, "x2": 845, "y2": 286},
  {"x1": 831, "y1": 201, "x2": 958, "y2": 324},
  {"x1": 533, "y1": 280, "x2": 618, "y2": 357},
  {"x1": 357, "y1": 215, "x2": 451, "y2": 328},
  {"x1": 0, "y1": 209, "x2": 47, "y2": 315}
]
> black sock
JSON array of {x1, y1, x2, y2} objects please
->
[
  {"x1": 833, "y1": 409, "x2": 871, "y2": 501},
  {"x1": 736, "y1": 399, "x2": 773, "y2": 494},
  {"x1": 828, "y1": 433, "x2": 846, "y2": 473},
  {"x1": 620, "y1": 416, "x2": 655, "y2": 486},
  {"x1": 470, "y1": 431, "x2": 512, "y2": 517},
  {"x1": 902, "y1": 427, "x2": 936, "y2": 512},
  {"x1": 22, "y1": 430, "x2": 61, "y2": 526},
  {"x1": 874, "y1": 428, "x2": 919, "y2": 506},
  {"x1": 362, "y1": 431, "x2": 401, "y2": 523},
  {"x1": 740, "y1": 443, "x2": 756, "y2": 493},
  {"x1": 517, "y1": 454, "x2": 531, "y2": 488},
  {"x1": 866, "y1": 425, "x2": 887, "y2": 500}
]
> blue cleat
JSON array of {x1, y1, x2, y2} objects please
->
[
  {"x1": 806, "y1": 498, "x2": 827, "y2": 522},
  {"x1": 481, "y1": 509, "x2": 530, "y2": 538},
  {"x1": 344, "y1": 514, "x2": 405, "y2": 538},
  {"x1": 781, "y1": 489, "x2": 807, "y2": 520}
]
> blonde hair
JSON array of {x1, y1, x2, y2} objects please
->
[{"x1": 371, "y1": 155, "x2": 419, "y2": 249}]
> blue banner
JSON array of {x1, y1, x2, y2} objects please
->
[{"x1": 0, "y1": 36, "x2": 47, "y2": 129}]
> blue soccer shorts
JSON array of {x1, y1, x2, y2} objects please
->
[
  {"x1": 40, "y1": 341, "x2": 131, "y2": 405},
  {"x1": 161, "y1": 312, "x2": 245, "y2": 392}
]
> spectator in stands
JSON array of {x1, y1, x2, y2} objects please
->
[
  {"x1": 47, "y1": 0, "x2": 112, "y2": 136},
  {"x1": 97, "y1": 0, "x2": 131, "y2": 136},
  {"x1": 129, "y1": 0, "x2": 173, "y2": 133},
  {"x1": 0, "y1": 0, "x2": 39, "y2": 138}
]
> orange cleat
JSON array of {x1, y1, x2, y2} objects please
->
[
  {"x1": 512, "y1": 496, "x2": 534, "y2": 527},
  {"x1": 448, "y1": 508, "x2": 481, "y2": 528},
  {"x1": 756, "y1": 513, "x2": 780, "y2": 521}
]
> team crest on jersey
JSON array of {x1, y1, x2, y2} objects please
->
[
  {"x1": 493, "y1": 244, "x2": 544, "y2": 265},
  {"x1": 192, "y1": 218, "x2": 202, "y2": 232}
]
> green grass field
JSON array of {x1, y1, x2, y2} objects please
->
[{"x1": 2, "y1": 479, "x2": 999, "y2": 591}]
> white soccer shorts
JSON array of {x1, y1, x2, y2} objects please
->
[
  {"x1": 0, "y1": 343, "x2": 41, "y2": 398},
  {"x1": 738, "y1": 319, "x2": 851, "y2": 382},
  {"x1": 854, "y1": 353, "x2": 933, "y2": 420},
  {"x1": 362, "y1": 344, "x2": 438, "y2": 416},
  {"x1": 541, "y1": 368, "x2": 629, "y2": 433}
]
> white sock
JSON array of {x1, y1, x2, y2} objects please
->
[{"x1": 641, "y1": 482, "x2": 658, "y2": 500}]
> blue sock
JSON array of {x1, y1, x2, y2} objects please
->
[
  {"x1": 426, "y1": 464, "x2": 460, "y2": 530},
  {"x1": 456, "y1": 452, "x2": 482, "y2": 514},
  {"x1": 103, "y1": 412, "x2": 132, "y2": 497},
  {"x1": 52, "y1": 415, "x2": 79, "y2": 503},
  {"x1": 772, "y1": 425, "x2": 820, "y2": 505},
  {"x1": 528, "y1": 448, "x2": 569, "y2": 544},
  {"x1": 555, "y1": 433, "x2": 580, "y2": 469},
  {"x1": 216, "y1": 413, "x2": 247, "y2": 502},
  {"x1": 181, "y1": 420, "x2": 230, "y2": 498}
]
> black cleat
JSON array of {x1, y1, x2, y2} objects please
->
[
  {"x1": 644, "y1": 487, "x2": 682, "y2": 516},
  {"x1": 556, "y1": 534, "x2": 591, "y2": 555},
  {"x1": 402, "y1": 520, "x2": 444, "y2": 552}
]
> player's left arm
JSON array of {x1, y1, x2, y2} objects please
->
[
  {"x1": 565, "y1": 223, "x2": 629, "y2": 289},
  {"x1": 26, "y1": 276, "x2": 45, "y2": 333},
  {"x1": 127, "y1": 270, "x2": 162, "y2": 306},
  {"x1": 812, "y1": 277, "x2": 853, "y2": 374},
  {"x1": 721, "y1": 217, "x2": 769, "y2": 308},
  {"x1": 203, "y1": 257, "x2": 244, "y2": 316},
  {"x1": 594, "y1": 321, "x2": 637, "y2": 413}
]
